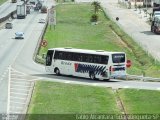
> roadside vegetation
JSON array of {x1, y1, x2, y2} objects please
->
[
  {"x1": 29, "y1": 3, "x2": 160, "y2": 118},
  {"x1": 27, "y1": 81, "x2": 160, "y2": 119},
  {"x1": 27, "y1": 81, "x2": 120, "y2": 120},
  {"x1": 37, "y1": 3, "x2": 160, "y2": 77},
  {"x1": 0, "y1": 0, "x2": 7, "y2": 5},
  {"x1": 119, "y1": 89, "x2": 160, "y2": 114}
]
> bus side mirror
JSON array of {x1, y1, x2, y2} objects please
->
[
  {"x1": 42, "y1": 53, "x2": 46, "y2": 59},
  {"x1": 126, "y1": 59, "x2": 131, "y2": 68}
]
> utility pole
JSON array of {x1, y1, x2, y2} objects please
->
[{"x1": 146, "y1": 0, "x2": 147, "y2": 10}]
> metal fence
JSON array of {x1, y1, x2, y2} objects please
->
[
  {"x1": 127, "y1": 74, "x2": 160, "y2": 81},
  {"x1": 115, "y1": 74, "x2": 160, "y2": 81}
]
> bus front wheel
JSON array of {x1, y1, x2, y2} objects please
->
[{"x1": 55, "y1": 68, "x2": 60, "y2": 75}]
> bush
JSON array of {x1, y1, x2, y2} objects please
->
[{"x1": 90, "y1": 14, "x2": 98, "y2": 22}]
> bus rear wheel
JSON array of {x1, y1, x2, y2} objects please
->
[
  {"x1": 89, "y1": 72, "x2": 95, "y2": 80},
  {"x1": 55, "y1": 68, "x2": 60, "y2": 75}
]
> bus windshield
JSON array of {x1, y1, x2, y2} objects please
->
[
  {"x1": 46, "y1": 50, "x2": 54, "y2": 66},
  {"x1": 112, "y1": 53, "x2": 125, "y2": 63}
]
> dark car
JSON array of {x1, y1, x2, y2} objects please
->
[
  {"x1": 5, "y1": 23, "x2": 13, "y2": 29},
  {"x1": 26, "y1": 6, "x2": 30, "y2": 14},
  {"x1": 38, "y1": 18, "x2": 45, "y2": 23},
  {"x1": 41, "y1": 6, "x2": 47, "y2": 13}
]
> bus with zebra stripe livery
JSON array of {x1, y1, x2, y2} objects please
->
[{"x1": 45, "y1": 48, "x2": 127, "y2": 80}]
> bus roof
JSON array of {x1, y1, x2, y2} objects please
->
[{"x1": 48, "y1": 48, "x2": 125, "y2": 55}]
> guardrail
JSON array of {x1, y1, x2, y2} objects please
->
[
  {"x1": 33, "y1": 11, "x2": 49, "y2": 63},
  {"x1": 0, "y1": 10, "x2": 16, "y2": 23},
  {"x1": 126, "y1": 74, "x2": 160, "y2": 81},
  {"x1": 115, "y1": 74, "x2": 160, "y2": 82}
]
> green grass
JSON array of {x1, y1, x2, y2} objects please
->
[
  {"x1": 27, "y1": 81, "x2": 120, "y2": 120},
  {"x1": 118, "y1": 89, "x2": 160, "y2": 114},
  {"x1": 38, "y1": 3, "x2": 160, "y2": 77},
  {"x1": 27, "y1": 82, "x2": 160, "y2": 120},
  {"x1": 0, "y1": 0, "x2": 7, "y2": 5}
]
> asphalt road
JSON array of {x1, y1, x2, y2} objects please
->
[
  {"x1": 100, "y1": 0, "x2": 160, "y2": 61},
  {"x1": 0, "y1": 0, "x2": 160, "y2": 114},
  {"x1": 0, "y1": 10, "x2": 48, "y2": 114},
  {"x1": 0, "y1": 0, "x2": 18, "y2": 19}
]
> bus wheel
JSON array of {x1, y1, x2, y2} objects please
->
[
  {"x1": 152, "y1": 27, "x2": 155, "y2": 33},
  {"x1": 89, "y1": 72, "x2": 95, "y2": 80},
  {"x1": 104, "y1": 79, "x2": 110, "y2": 81},
  {"x1": 55, "y1": 68, "x2": 60, "y2": 75}
]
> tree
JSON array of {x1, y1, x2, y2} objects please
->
[
  {"x1": 134, "y1": 0, "x2": 137, "y2": 11},
  {"x1": 91, "y1": 1, "x2": 101, "y2": 14},
  {"x1": 90, "y1": 14, "x2": 98, "y2": 22},
  {"x1": 138, "y1": 5, "x2": 142, "y2": 14}
]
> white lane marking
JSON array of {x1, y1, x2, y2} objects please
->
[
  {"x1": 157, "y1": 88, "x2": 160, "y2": 90},
  {"x1": 1, "y1": 74, "x2": 5, "y2": 78},
  {"x1": 3, "y1": 72, "x2": 7, "y2": 75},
  {"x1": 64, "y1": 81, "x2": 71, "y2": 83},
  {"x1": 123, "y1": 86, "x2": 129, "y2": 88},
  {"x1": 10, "y1": 92, "x2": 28, "y2": 96},
  {"x1": 10, "y1": 101, "x2": 26, "y2": 105},
  {"x1": 93, "y1": 83, "x2": 97, "y2": 86},
  {"x1": 10, "y1": 96, "x2": 26, "y2": 100}
]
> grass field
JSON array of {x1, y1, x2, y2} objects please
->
[
  {"x1": 27, "y1": 81, "x2": 120, "y2": 120},
  {"x1": 38, "y1": 3, "x2": 160, "y2": 77},
  {"x1": 118, "y1": 89, "x2": 160, "y2": 114},
  {"x1": 27, "y1": 81, "x2": 160, "y2": 120},
  {"x1": 0, "y1": 0, "x2": 7, "y2": 5}
]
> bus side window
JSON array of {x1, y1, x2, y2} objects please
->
[
  {"x1": 77, "y1": 54, "x2": 83, "y2": 62},
  {"x1": 72, "y1": 53, "x2": 75, "y2": 61},
  {"x1": 88, "y1": 55, "x2": 93, "y2": 63},
  {"x1": 54, "y1": 51, "x2": 58, "y2": 59},
  {"x1": 84, "y1": 54, "x2": 89, "y2": 62},
  {"x1": 59, "y1": 52, "x2": 63, "y2": 60},
  {"x1": 101, "y1": 56, "x2": 109, "y2": 64},
  {"x1": 46, "y1": 50, "x2": 54, "y2": 66},
  {"x1": 93, "y1": 55, "x2": 97, "y2": 63},
  {"x1": 96, "y1": 56, "x2": 101, "y2": 64},
  {"x1": 66, "y1": 52, "x2": 72, "y2": 61}
]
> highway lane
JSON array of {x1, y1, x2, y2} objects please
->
[
  {"x1": 0, "y1": 0, "x2": 18, "y2": 19},
  {"x1": 0, "y1": 11, "x2": 48, "y2": 113},
  {"x1": 30, "y1": 73, "x2": 160, "y2": 91},
  {"x1": 100, "y1": 0, "x2": 160, "y2": 61}
]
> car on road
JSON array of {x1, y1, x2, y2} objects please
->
[
  {"x1": 41, "y1": 6, "x2": 47, "y2": 13},
  {"x1": 5, "y1": 23, "x2": 13, "y2": 29},
  {"x1": 15, "y1": 32, "x2": 24, "y2": 39},
  {"x1": 26, "y1": 5, "x2": 31, "y2": 14},
  {"x1": 152, "y1": 11, "x2": 160, "y2": 21},
  {"x1": 38, "y1": 18, "x2": 45, "y2": 23},
  {"x1": 151, "y1": 16, "x2": 160, "y2": 34}
]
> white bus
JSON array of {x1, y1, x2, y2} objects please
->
[{"x1": 45, "y1": 48, "x2": 127, "y2": 80}]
